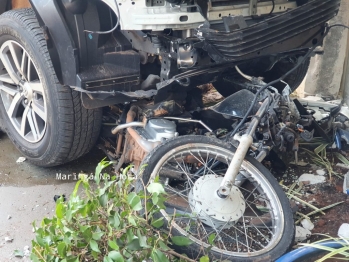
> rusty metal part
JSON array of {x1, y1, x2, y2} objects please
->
[
  {"x1": 123, "y1": 133, "x2": 148, "y2": 170},
  {"x1": 115, "y1": 105, "x2": 160, "y2": 170},
  {"x1": 116, "y1": 134, "x2": 123, "y2": 156}
]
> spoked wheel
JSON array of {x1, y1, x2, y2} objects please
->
[{"x1": 136, "y1": 136, "x2": 294, "y2": 261}]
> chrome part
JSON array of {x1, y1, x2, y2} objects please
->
[
  {"x1": 111, "y1": 122, "x2": 145, "y2": 135},
  {"x1": 177, "y1": 44, "x2": 197, "y2": 68},
  {"x1": 255, "y1": 150, "x2": 268, "y2": 162},
  {"x1": 144, "y1": 119, "x2": 177, "y2": 142},
  {"x1": 175, "y1": 77, "x2": 191, "y2": 87},
  {"x1": 218, "y1": 98, "x2": 270, "y2": 197},
  {"x1": 164, "y1": 117, "x2": 213, "y2": 132},
  {"x1": 0, "y1": 40, "x2": 47, "y2": 143},
  {"x1": 188, "y1": 175, "x2": 245, "y2": 229}
]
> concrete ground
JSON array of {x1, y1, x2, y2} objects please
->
[{"x1": 0, "y1": 132, "x2": 106, "y2": 261}]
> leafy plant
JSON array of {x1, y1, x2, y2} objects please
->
[{"x1": 30, "y1": 160, "x2": 195, "y2": 262}]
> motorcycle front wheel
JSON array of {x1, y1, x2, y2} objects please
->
[{"x1": 136, "y1": 135, "x2": 294, "y2": 261}]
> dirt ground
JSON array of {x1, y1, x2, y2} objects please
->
[
  {"x1": 270, "y1": 149, "x2": 349, "y2": 260},
  {"x1": 0, "y1": 132, "x2": 106, "y2": 261}
]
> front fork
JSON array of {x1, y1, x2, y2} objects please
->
[{"x1": 217, "y1": 98, "x2": 270, "y2": 198}]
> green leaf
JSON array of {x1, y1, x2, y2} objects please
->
[
  {"x1": 335, "y1": 152, "x2": 349, "y2": 166},
  {"x1": 66, "y1": 257, "x2": 79, "y2": 262},
  {"x1": 208, "y1": 233, "x2": 216, "y2": 245},
  {"x1": 99, "y1": 193, "x2": 108, "y2": 207},
  {"x1": 92, "y1": 231, "x2": 104, "y2": 241},
  {"x1": 83, "y1": 227, "x2": 92, "y2": 240},
  {"x1": 14, "y1": 249, "x2": 24, "y2": 257},
  {"x1": 73, "y1": 180, "x2": 82, "y2": 197},
  {"x1": 147, "y1": 183, "x2": 165, "y2": 195},
  {"x1": 151, "y1": 249, "x2": 169, "y2": 262},
  {"x1": 151, "y1": 217, "x2": 164, "y2": 228},
  {"x1": 57, "y1": 242, "x2": 67, "y2": 257},
  {"x1": 109, "y1": 213, "x2": 120, "y2": 229},
  {"x1": 171, "y1": 236, "x2": 193, "y2": 246},
  {"x1": 108, "y1": 251, "x2": 124, "y2": 262},
  {"x1": 56, "y1": 202, "x2": 64, "y2": 219},
  {"x1": 200, "y1": 255, "x2": 210, "y2": 262},
  {"x1": 104, "y1": 257, "x2": 113, "y2": 262},
  {"x1": 89, "y1": 239, "x2": 101, "y2": 253},
  {"x1": 95, "y1": 159, "x2": 112, "y2": 185},
  {"x1": 126, "y1": 238, "x2": 141, "y2": 251},
  {"x1": 137, "y1": 229, "x2": 148, "y2": 248},
  {"x1": 152, "y1": 192, "x2": 159, "y2": 204},
  {"x1": 108, "y1": 240, "x2": 119, "y2": 250},
  {"x1": 127, "y1": 192, "x2": 142, "y2": 211},
  {"x1": 36, "y1": 236, "x2": 45, "y2": 247},
  {"x1": 122, "y1": 165, "x2": 134, "y2": 176},
  {"x1": 314, "y1": 143, "x2": 328, "y2": 155},
  {"x1": 158, "y1": 240, "x2": 170, "y2": 251},
  {"x1": 128, "y1": 216, "x2": 137, "y2": 227}
]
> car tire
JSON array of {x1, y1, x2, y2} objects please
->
[{"x1": 0, "y1": 8, "x2": 102, "y2": 167}]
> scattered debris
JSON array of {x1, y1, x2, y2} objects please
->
[
  {"x1": 316, "y1": 169, "x2": 326, "y2": 176},
  {"x1": 298, "y1": 173, "x2": 326, "y2": 185},
  {"x1": 343, "y1": 172, "x2": 349, "y2": 194},
  {"x1": 23, "y1": 245, "x2": 30, "y2": 256},
  {"x1": 13, "y1": 249, "x2": 24, "y2": 258},
  {"x1": 295, "y1": 226, "x2": 311, "y2": 242},
  {"x1": 16, "y1": 157, "x2": 26, "y2": 163},
  {"x1": 5, "y1": 237, "x2": 13, "y2": 243},
  {"x1": 338, "y1": 223, "x2": 349, "y2": 239},
  {"x1": 290, "y1": 160, "x2": 308, "y2": 166},
  {"x1": 301, "y1": 218, "x2": 315, "y2": 231},
  {"x1": 336, "y1": 163, "x2": 349, "y2": 169}
]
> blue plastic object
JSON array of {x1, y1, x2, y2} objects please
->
[{"x1": 276, "y1": 241, "x2": 346, "y2": 262}]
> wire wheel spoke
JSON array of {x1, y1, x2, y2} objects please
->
[
  {"x1": 0, "y1": 40, "x2": 47, "y2": 143},
  {"x1": 148, "y1": 143, "x2": 284, "y2": 258}
]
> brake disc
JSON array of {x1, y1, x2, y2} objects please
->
[{"x1": 188, "y1": 175, "x2": 246, "y2": 230}]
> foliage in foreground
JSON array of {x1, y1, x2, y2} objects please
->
[{"x1": 30, "y1": 161, "x2": 204, "y2": 262}]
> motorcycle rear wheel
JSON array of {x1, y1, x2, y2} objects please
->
[{"x1": 136, "y1": 135, "x2": 295, "y2": 261}]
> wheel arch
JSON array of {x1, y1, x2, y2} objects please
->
[{"x1": 28, "y1": 0, "x2": 77, "y2": 87}]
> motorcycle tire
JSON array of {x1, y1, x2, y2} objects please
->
[{"x1": 136, "y1": 135, "x2": 295, "y2": 262}]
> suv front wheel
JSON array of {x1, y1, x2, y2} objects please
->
[{"x1": 0, "y1": 9, "x2": 102, "y2": 167}]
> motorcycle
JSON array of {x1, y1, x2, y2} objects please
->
[{"x1": 99, "y1": 67, "x2": 349, "y2": 261}]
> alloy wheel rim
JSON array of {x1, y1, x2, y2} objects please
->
[{"x1": 0, "y1": 40, "x2": 47, "y2": 143}]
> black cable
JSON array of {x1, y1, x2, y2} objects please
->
[
  {"x1": 228, "y1": 23, "x2": 349, "y2": 139},
  {"x1": 269, "y1": 0, "x2": 275, "y2": 16},
  {"x1": 228, "y1": 46, "x2": 316, "y2": 139},
  {"x1": 326, "y1": 24, "x2": 349, "y2": 30}
]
